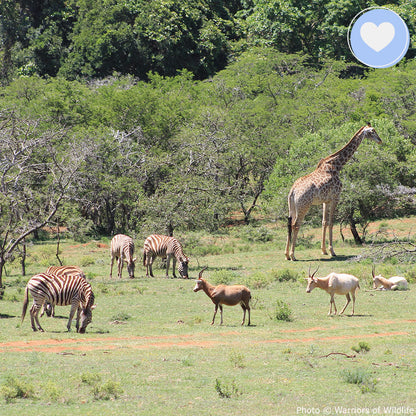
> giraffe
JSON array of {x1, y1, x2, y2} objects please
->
[{"x1": 285, "y1": 124, "x2": 382, "y2": 261}]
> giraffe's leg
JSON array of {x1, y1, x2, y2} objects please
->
[
  {"x1": 289, "y1": 223, "x2": 301, "y2": 261},
  {"x1": 328, "y1": 199, "x2": 339, "y2": 257},
  {"x1": 289, "y1": 210, "x2": 308, "y2": 261},
  {"x1": 285, "y1": 216, "x2": 292, "y2": 260},
  {"x1": 321, "y1": 203, "x2": 329, "y2": 255}
]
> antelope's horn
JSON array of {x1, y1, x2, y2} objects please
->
[
  {"x1": 311, "y1": 266, "x2": 319, "y2": 278},
  {"x1": 199, "y1": 266, "x2": 208, "y2": 279}
]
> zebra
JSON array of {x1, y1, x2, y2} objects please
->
[
  {"x1": 21, "y1": 273, "x2": 95, "y2": 333},
  {"x1": 110, "y1": 234, "x2": 136, "y2": 279},
  {"x1": 41, "y1": 265, "x2": 87, "y2": 317},
  {"x1": 143, "y1": 234, "x2": 189, "y2": 278}
]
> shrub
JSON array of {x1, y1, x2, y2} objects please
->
[
  {"x1": 246, "y1": 272, "x2": 273, "y2": 289},
  {"x1": 80, "y1": 255, "x2": 95, "y2": 267},
  {"x1": 81, "y1": 372, "x2": 102, "y2": 386},
  {"x1": 81, "y1": 372, "x2": 123, "y2": 401},
  {"x1": 351, "y1": 342, "x2": 370, "y2": 353},
  {"x1": 238, "y1": 225, "x2": 274, "y2": 243},
  {"x1": 215, "y1": 378, "x2": 241, "y2": 398},
  {"x1": 211, "y1": 270, "x2": 236, "y2": 285},
  {"x1": 273, "y1": 268, "x2": 299, "y2": 282},
  {"x1": 92, "y1": 380, "x2": 123, "y2": 400},
  {"x1": 111, "y1": 312, "x2": 131, "y2": 322},
  {"x1": 0, "y1": 376, "x2": 36, "y2": 403},
  {"x1": 342, "y1": 368, "x2": 377, "y2": 393},
  {"x1": 272, "y1": 299, "x2": 293, "y2": 322},
  {"x1": 229, "y1": 350, "x2": 246, "y2": 369},
  {"x1": 43, "y1": 381, "x2": 61, "y2": 401}
]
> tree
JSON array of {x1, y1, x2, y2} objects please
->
[
  {"x1": 75, "y1": 127, "x2": 148, "y2": 235},
  {"x1": 244, "y1": 0, "x2": 416, "y2": 62},
  {"x1": 59, "y1": 0, "x2": 239, "y2": 80},
  {"x1": 0, "y1": 112, "x2": 82, "y2": 292}
]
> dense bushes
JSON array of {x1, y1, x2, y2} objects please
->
[{"x1": 1, "y1": 48, "x2": 416, "y2": 243}]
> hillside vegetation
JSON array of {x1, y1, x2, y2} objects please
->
[{"x1": 0, "y1": 1, "x2": 416, "y2": 286}]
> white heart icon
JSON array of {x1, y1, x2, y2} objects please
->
[{"x1": 360, "y1": 22, "x2": 395, "y2": 52}]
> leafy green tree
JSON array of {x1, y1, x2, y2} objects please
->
[
  {"x1": 59, "y1": 0, "x2": 239, "y2": 80},
  {"x1": 244, "y1": 0, "x2": 416, "y2": 61}
]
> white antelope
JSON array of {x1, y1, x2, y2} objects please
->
[
  {"x1": 193, "y1": 267, "x2": 251, "y2": 325},
  {"x1": 305, "y1": 267, "x2": 360, "y2": 315},
  {"x1": 372, "y1": 266, "x2": 408, "y2": 291}
]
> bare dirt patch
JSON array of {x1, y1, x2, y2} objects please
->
[{"x1": 1, "y1": 320, "x2": 413, "y2": 354}]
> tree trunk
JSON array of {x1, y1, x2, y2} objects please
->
[
  {"x1": 21, "y1": 241, "x2": 26, "y2": 276},
  {"x1": 166, "y1": 223, "x2": 174, "y2": 237},
  {"x1": 0, "y1": 257, "x2": 5, "y2": 298},
  {"x1": 349, "y1": 218, "x2": 363, "y2": 245}
]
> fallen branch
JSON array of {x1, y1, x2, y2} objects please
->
[
  {"x1": 319, "y1": 352, "x2": 356, "y2": 359},
  {"x1": 372, "y1": 362, "x2": 408, "y2": 368}
]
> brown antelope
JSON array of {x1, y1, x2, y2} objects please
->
[{"x1": 193, "y1": 267, "x2": 251, "y2": 325}]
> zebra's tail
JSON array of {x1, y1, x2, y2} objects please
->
[
  {"x1": 21, "y1": 286, "x2": 29, "y2": 324},
  {"x1": 143, "y1": 250, "x2": 146, "y2": 266}
]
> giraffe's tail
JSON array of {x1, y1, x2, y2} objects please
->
[
  {"x1": 287, "y1": 216, "x2": 292, "y2": 244},
  {"x1": 287, "y1": 189, "x2": 296, "y2": 244}
]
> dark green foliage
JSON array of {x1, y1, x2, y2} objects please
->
[
  {"x1": 215, "y1": 378, "x2": 241, "y2": 398},
  {"x1": 2, "y1": 0, "x2": 415, "y2": 82},
  {"x1": 351, "y1": 342, "x2": 371, "y2": 353},
  {"x1": 273, "y1": 299, "x2": 293, "y2": 322},
  {"x1": 0, "y1": 376, "x2": 36, "y2": 403}
]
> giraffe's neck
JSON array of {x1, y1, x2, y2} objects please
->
[{"x1": 319, "y1": 127, "x2": 365, "y2": 172}]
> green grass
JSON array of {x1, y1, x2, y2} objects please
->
[{"x1": 1, "y1": 219, "x2": 416, "y2": 415}]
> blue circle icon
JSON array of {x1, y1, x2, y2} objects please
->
[{"x1": 348, "y1": 8, "x2": 410, "y2": 68}]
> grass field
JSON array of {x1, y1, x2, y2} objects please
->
[{"x1": 1, "y1": 218, "x2": 416, "y2": 415}]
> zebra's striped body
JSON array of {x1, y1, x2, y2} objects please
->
[
  {"x1": 46, "y1": 265, "x2": 86, "y2": 279},
  {"x1": 110, "y1": 234, "x2": 136, "y2": 279},
  {"x1": 41, "y1": 266, "x2": 87, "y2": 317},
  {"x1": 21, "y1": 273, "x2": 95, "y2": 333},
  {"x1": 143, "y1": 234, "x2": 189, "y2": 278}
]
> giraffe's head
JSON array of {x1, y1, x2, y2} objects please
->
[{"x1": 361, "y1": 124, "x2": 382, "y2": 144}]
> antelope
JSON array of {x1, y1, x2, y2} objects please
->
[
  {"x1": 305, "y1": 266, "x2": 360, "y2": 315},
  {"x1": 372, "y1": 266, "x2": 408, "y2": 290},
  {"x1": 193, "y1": 267, "x2": 251, "y2": 325}
]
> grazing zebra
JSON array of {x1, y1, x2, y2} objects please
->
[
  {"x1": 21, "y1": 273, "x2": 95, "y2": 333},
  {"x1": 110, "y1": 234, "x2": 136, "y2": 279},
  {"x1": 41, "y1": 265, "x2": 87, "y2": 317},
  {"x1": 143, "y1": 234, "x2": 189, "y2": 278}
]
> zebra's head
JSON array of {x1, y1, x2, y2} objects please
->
[
  {"x1": 177, "y1": 257, "x2": 189, "y2": 279},
  {"x1": 127, "y1": 257, "x2": 136, "y2": 279},
  {"x1": 45, "y1": 303, "x2": 53, "y2": 317},
  {"x1": 78, "y1": 305, "x2": 96, "y2": 333},
  {"x1": 78, "y1": 293, "x2": 96, "y2": 333}
]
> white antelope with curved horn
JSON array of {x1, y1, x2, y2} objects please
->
[{"x1": 305, "y1": 266, "x2": 360, "y2": 315}]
